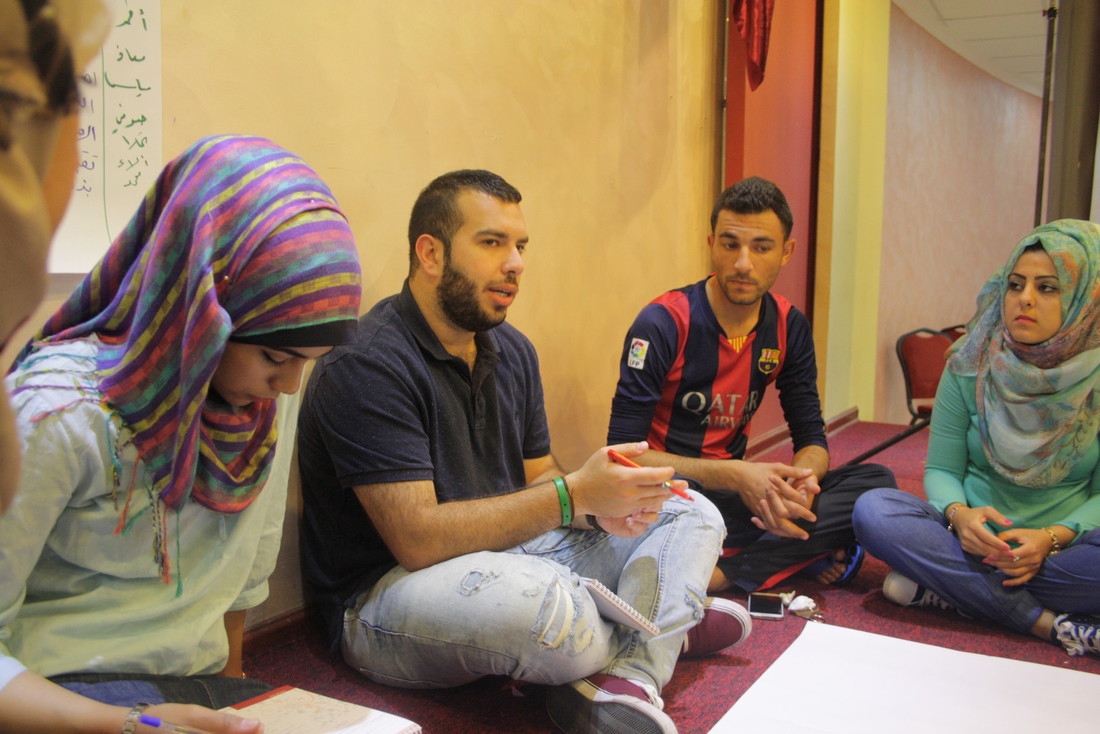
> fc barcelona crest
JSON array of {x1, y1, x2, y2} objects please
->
[{"x1": 758, "y1": 348, "x2": 781, "y2": 374}]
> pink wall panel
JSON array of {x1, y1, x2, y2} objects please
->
[{"x1": 876, "y1": 7, "x2": 1042, "y2": 424}]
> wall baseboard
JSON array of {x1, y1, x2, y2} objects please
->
[
  {"x1": 745, "y1": 406, "x2": 859, "y2": 459},
  {"x1": 825, "y1": 407, "x2": 861, "y2": 436},
  {"x1": 245, "y1": 607, "x2": 311, "y2": 656}
]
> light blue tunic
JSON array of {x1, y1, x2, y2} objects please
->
[{"x1": 0, "y1": 339, "x2": 285, "y2": 679}]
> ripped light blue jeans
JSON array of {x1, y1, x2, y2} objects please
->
[{"x1": 341, "y1": 493, "x2": 725, "y2": 694}]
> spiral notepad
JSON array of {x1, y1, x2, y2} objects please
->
[{"x1": 583, "y1": 577, "x2": 661, "y2": 636}]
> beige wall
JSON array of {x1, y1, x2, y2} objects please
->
[
  {"x1": 160, "y1": 0, "x2": 720, "y2": 627},
  {"x1": 4, "y1": 1, "x2": 721, "y2": 631},
  {"x1": 875, "y1": 7, "x2": 1041, "y2": 424},
  {"x1": 161, "y1": 0, "x2": 718, "y2": 469}
]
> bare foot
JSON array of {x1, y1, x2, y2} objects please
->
[
  {"x1": 708, "y1": 566, "x2": 732, "y2": 593},
  {"x1": 814, "y1": 549, "x2": 847, "y2": 584}
]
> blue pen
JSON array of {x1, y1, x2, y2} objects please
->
[{"x1": 138, "y1": 714, "x2": 214, "y2": 734}]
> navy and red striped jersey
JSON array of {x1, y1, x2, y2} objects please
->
[{"x1": 608, "y1": 277, "x2": 828, "y2": 460}]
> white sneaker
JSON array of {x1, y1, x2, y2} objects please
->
[{"x1": 882, "y1": 570, "x2": 953, "y2": 610}]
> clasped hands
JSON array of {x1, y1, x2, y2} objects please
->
[
  {"x1": 733, "y1": 460, "x2": 819, "y2": 539},
  {"x1": 950, "y1": 505, "x2": 1054, "y2": 586}
]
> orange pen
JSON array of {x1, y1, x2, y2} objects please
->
[{"x1": 606, "y1": 449, "x2": 694, "y2": 501}]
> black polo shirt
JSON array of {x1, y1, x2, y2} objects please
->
[{"x1": 297, "y1": 280, "x2": 551, "y2": 643}]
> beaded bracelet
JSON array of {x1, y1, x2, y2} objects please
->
[
  {"x1": 552, "y1": 476, "x2": 573, "y2": 527},
  {"x1": 121, "y1": 702, "x2": 150, "y2": 734},
  {"x1": 1041, "y1": 526, "x2": 1062, "y2": 556},
  {"x1": 945, "y1": 503, "x2": 964, "y2": 533}
]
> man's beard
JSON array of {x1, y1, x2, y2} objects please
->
[{"x1": 438, "y1": 260, "x2": 512, "y2": 332}]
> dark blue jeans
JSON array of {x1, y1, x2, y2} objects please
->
[
  {"x1": 853, "y1": 488, "x2": 1100, "y2": 634},
  {"x1": 49, "y1": 672, "x2": 270, "y2": 709}
]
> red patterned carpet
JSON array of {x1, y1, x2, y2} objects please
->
[{"x1": 244, "y1": 422, "x2": 1100, "y2": 733}]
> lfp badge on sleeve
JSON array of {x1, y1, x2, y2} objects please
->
[{"x1": 628, "y1": 338, "x2": 650, "y2": 370}]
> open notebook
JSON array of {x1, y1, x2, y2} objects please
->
[
  {"x1": 224, "y1": 685, "x2": 420, "y2": 734},
  {"x1": 583, "y1": 577, "x2": 661, "y2": 636}
]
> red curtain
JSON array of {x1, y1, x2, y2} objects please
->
[{"x1": 733, "y1": 0, "x2": 775, "y2": 90}]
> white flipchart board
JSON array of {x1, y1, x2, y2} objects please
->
[{"x1": 49, "y1": 0, "x2": 162, "y2": 275}]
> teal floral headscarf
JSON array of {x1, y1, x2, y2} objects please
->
[{"x1": 948, "y1": 219, "x2": 1100, "y2": 488}]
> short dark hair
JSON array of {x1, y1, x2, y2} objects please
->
[
  {"x1": 710, "y1": 176, "x2": 793, "y2": 240},
  {"x1": 407, "y1": 170, "x2": 522, "y2": 270}
]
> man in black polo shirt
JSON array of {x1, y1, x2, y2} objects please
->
[{"x1": 297, "y1": 170, "x2": 749, "y2": 734}]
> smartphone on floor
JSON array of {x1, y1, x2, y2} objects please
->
[{"x1": 748, "y1": 592, "x2": 785, "y2": 619}]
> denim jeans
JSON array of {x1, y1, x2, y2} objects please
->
[
  {"x1": 341, "y1": 493, "x2": 724, "y2": 694},
  {"x1": 50, "y1": 672, "x2": 270, "y2": 708},
  {"x1": 853, "y1": 488, "x2": 1100, "y2": 634}
]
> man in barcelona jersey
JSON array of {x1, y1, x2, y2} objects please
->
[{"x1": 608, "y1": 176, "x2": 897, "y2": 595}]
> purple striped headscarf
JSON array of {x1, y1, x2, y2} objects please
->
[{"x1": 20, "y1": 135, "x2": 361, "y2": 524}]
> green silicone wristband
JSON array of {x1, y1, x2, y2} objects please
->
[{"x1": 553, "y1": 476, "x2": 573, "y2": 527}]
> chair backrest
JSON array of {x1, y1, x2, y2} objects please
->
[
  {"x1": 896, "y1": 328, "x2": 954, "y2": 424},
  {"x1": 940, "y1": 323, "x2": 967, "y2": 343}
]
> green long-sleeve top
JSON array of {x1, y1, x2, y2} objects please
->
[{"x1": 924, "y1": 370, "x2": 1100, "y2": 541}]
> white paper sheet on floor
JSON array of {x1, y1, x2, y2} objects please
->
[{"x1": 709, "y1": 622, "x2": 1100, "y2": 733}]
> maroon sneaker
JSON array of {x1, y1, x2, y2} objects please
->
[
  {"x1": 681, "y1": 597, "x2": 752, "y2": 658},
  {"x1": 547, "y1": 674, "x2": 676, "y2": 734}
]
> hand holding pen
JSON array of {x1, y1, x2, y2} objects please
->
[
  {"x1": 136, "y1": 711, "x2": 262, "y2": 734},
  {"x1": 567, "y1": 442, "x2": 690, "y2": 522},
  {"x1": 606, "y1": 448, "x2": 694, "y2": 501},
  {"x1": 139, "y1": 715, "x2": 214, "y2": 734}
]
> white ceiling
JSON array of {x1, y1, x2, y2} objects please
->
[{"x1": 892, "y1": 0, "x2": 1055, "y2": 97}]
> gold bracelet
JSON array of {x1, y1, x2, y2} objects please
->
[{"x1": 1041, "y1": 526, "x2": 1062, "y2": 556}]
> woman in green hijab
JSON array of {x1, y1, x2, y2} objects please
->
[{"x1": 854, "y1": 219, "x2": 1100, "y2": 657}]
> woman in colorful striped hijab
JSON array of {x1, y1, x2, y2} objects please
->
[
  {"x1": 22, "y1": 133, "x2": 361, "y2": 519},
  {"x1": 0, "y1": 134, "x2": 360, "y2": 720}
]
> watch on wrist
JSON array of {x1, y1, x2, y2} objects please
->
[{"x1": 586, "y1": 514, "x2": 607, "y2": 533}]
